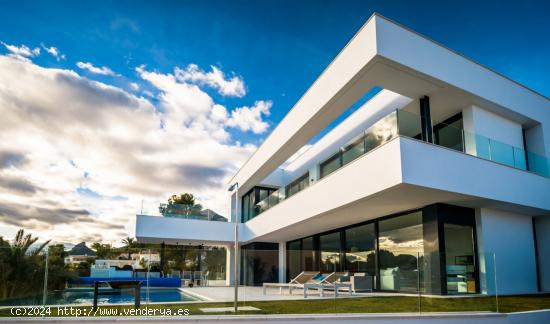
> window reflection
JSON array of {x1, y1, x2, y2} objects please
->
[
  {"x1": 319, "y1": 232, "x2": 341, "y2": 272},
  {"x1": 345, "y1": 223, "x2": 375, "y2": 276},
  {"x1": 378, "y1": 212, "x2": 423, "y2": 292}
]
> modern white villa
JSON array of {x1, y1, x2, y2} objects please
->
[{"x1": 135, "y1": 14, "x2": 550, "y2": 297}]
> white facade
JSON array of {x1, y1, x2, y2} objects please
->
[{"x1": 135, "y1": 14, "x2": 550, "y2": 295}]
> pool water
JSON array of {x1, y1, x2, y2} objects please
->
[{"x1": 0, "y1": 288, "x2": 200, "y2": 306}]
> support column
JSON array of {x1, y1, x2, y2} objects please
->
[
  {"x1": 278, "y1": 242, "x2": 287, "y2": 283},
  {"x1": 225, "y1": 245, "x2": 235, "y2": 286},
  {"x1": 420, "y1": 96, "x2": 433, "y2": 143}
]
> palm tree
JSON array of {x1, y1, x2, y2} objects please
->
[
  {"x1": 0, "y1": 229, "x2": 50, "y2": 299},
  {"x1": 121, "y1": 237, "x2": 136, "y2": 259}
]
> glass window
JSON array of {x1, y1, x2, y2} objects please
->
[
  {"x1": 301, "y1": 237, "x2": 316, "y2": 271},
  {"x1": 242, "y1": 194, "x2": 250, "y2": 222},
  {"x1": 320, "y1": 153, "x2": 341, "y2": 179},
  {"x1": 287, "y1": 240, "x2": 301, "y2": 281},
  {"x1": 378, "y1": 212, "x2": 423, "y2": 292},
  {"x1": 342, "y1": 136, "x2": 365, "y2": 165},
  {"x1": 286, "y1": 172, "x2": 309, "y2": 198},
  {"x1": 345, "y1": 223, "x2": 376, "y2": 276},
  {"x1": 444, "y1": 223, "x2": 476, "y2": 294},
  {"x1": 319, "y1": 231, "x2": 341, "y2": 272}
]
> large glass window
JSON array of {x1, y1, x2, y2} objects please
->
[
  {"x1": 444, "y1": 223, "x2": 476, "y2": 294},
  {"x1": 344, "y1": 223, "x2": 376, "y2": 276},
  {"x1": 287, "y1": 240, "x2": 301, "y2": 280},
  {"x1": 319, "y1": 231, "x2": 341, "y2": 272},
  {"x1": 378, "y1": 212, "x2": 423, "y2": 292},
  {"x1": 241, "y1": 243, "x2": 279, "y2": 286},
  {"x1": 301, "y1": 237, "x2": 316, "y2": 271},
  {"x1": 242, "y1": 187, "x2": 276, "y2": 222}
]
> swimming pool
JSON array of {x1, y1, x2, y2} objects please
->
[{"x1": 0, "y1": 288, "x2": 201, "y2": 306}]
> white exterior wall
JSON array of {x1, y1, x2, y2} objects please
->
[
  {"x1": 476, "y1": 208, "x2": 538, "y2": 295},
  {"x1": 463, "y1": 105, "x2": 524, "y2": 149},
  {"x1": 226, "y1": 245, "x2": 235, "y2": 286},
  {"x1": 535, "y1": 216, "x2": 550, "y2": 292}
]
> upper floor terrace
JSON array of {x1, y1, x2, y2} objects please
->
[
  {"x1": 228, "y1": 14, "x2": 550, "y2": 216},
  {"x1": 240, "y1": 88, "x2": 550, "y2": 223},
  {"x1": 229, "y1": 13, "x2": 550, "y2": 225}
]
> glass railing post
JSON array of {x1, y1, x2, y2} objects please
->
[
  {"x1": 42, "y1": 246, "x2": 49, "y2": 309},
  {"x1": 493, "y1": 253, "x2": 499, "y2": 313}
]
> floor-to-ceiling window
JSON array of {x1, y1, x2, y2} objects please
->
[
  {"x1": 444, "y1": 223, "x2": 477, "y2": 294},
  {"x1": 378, "y1": 211, "x2": 423, "y2": 293},
  {"x1": 284, "y1": 204, "x2": 478, "y2": 295},
  {"x1": 319, "y1": 231, "x2": 342, "y2": 272},
  {"x1": 241, "y1": 243, "x2": 279, "y2": 286},
  {"x1": 344, "y1": 223, "x2": 376, "y2": 276},
  {"x1": 287, "y1": 240, "x2": 302, "y2": 280},
  {"x1": 301, "y1": 236, "x2": 316, "y2": 271}
]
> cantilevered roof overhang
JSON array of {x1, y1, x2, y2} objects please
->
[{"x1": 229, "y1": 13, "x2": 550, "y2": 196}]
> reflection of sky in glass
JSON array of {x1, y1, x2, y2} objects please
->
[{"x1": 379, "y1": 236, "x2": 423, "y2": 256}]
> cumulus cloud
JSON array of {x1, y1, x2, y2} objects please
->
[
  {"x1": 76, "y1": 61, "x2": 117, "y2": 76},
  {"x1": 1, "y1": 42, "x2": 40, "y2": 62},
  {"x1": 41, "y1": 44, "x2": 66, "y2": 61},
  {"x1": 129, "y1": 82, "x2": 139, "y2": 91},
  {"x1": 175, "y1": 64, "x2": 246, "y2": 97},
  {"x1": 0, "y1": 55, "x2": 267, "y2": 244},
  {"x1": 226, "y1": 100, "x2": 272, "y2": 134}
]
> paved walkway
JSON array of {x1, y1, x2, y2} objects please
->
[{"x1": 182, "y1": 286, "x2": 403, "y2": 302}]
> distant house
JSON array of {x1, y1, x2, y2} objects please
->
[{"x1": 64, "y1": 242, "x2": 96, "y2": 265}]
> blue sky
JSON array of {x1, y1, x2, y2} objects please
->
[
  {"x1": 0, "y1": 0, "x2": 548, "y2": 245},
  {"x1": 2, "y1": 0, "x2": 549, "y2": 134}
]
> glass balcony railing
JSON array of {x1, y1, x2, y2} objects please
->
[
  {"x1": 145, "y1": 203, "x2": 228, "y2": 222},
  {"x1": 251, "y1": 109, "x2": 550, "y2": 218}
]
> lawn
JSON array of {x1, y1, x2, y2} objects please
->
[{"x1": 1, "y1": 294, "x2": 549, "y2": 317}]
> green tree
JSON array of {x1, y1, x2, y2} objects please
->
[
  {"x1": 159, "y1": 193, "x2": 203, "y2": 217},
  {"x1": 45, "y1": 244, "x2": 77, "y2": 290},
  {"x1": 121, "y1": 237, "x2": 136, "y2": 259},
  {"x1": 91, "y1": 243, "x2": 115, "y2": 259},
  {"x1": 0, "y1": 229, "x2": 76, "y2": 300}
]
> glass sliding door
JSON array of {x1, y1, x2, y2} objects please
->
[
  {"x1": 301, "y1": 236, "x2": 316, "y2": 271},
  {"x1": 444, "y1": 223, "x2": 477, "y2": 294},
  {"x1": 287, "y1": 240, "x2": 302, "y2": 281},
  {"x1": 344, "y1": 223, "x2": 376, "y2": 276},
  {"x1": 378, "y1": 211, "x2": 423, "y2": 292},
  {"x1": 319, "y1": 231, "x2": 341, "y2": 272}
]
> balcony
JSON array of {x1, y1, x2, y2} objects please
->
[{"x1": 250, "y1": 109, "x2": 550, "y2": 218}]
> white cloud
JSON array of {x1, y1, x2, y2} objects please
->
[
  {"x1": 1, "y1": 42, "x2": 40, "y2": 62},
  {"x1": 175, "y1": 64, "x2": 246, "y2": 97},
  {"x1": 0, "y1": 55, "x2": 269, "y2": 245},
  {"x1": 76, "y1": 61, "x2": 117, "y2": 76},
  {"x1": 226, "y1": 100, "x2": 272, "y2": 134},
  {"x1": 41, "y1": 44, "x2": 66, "y2": 61},
  {"x1": 129, "y1": 82, "x2": 139, "y2": 91}
]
